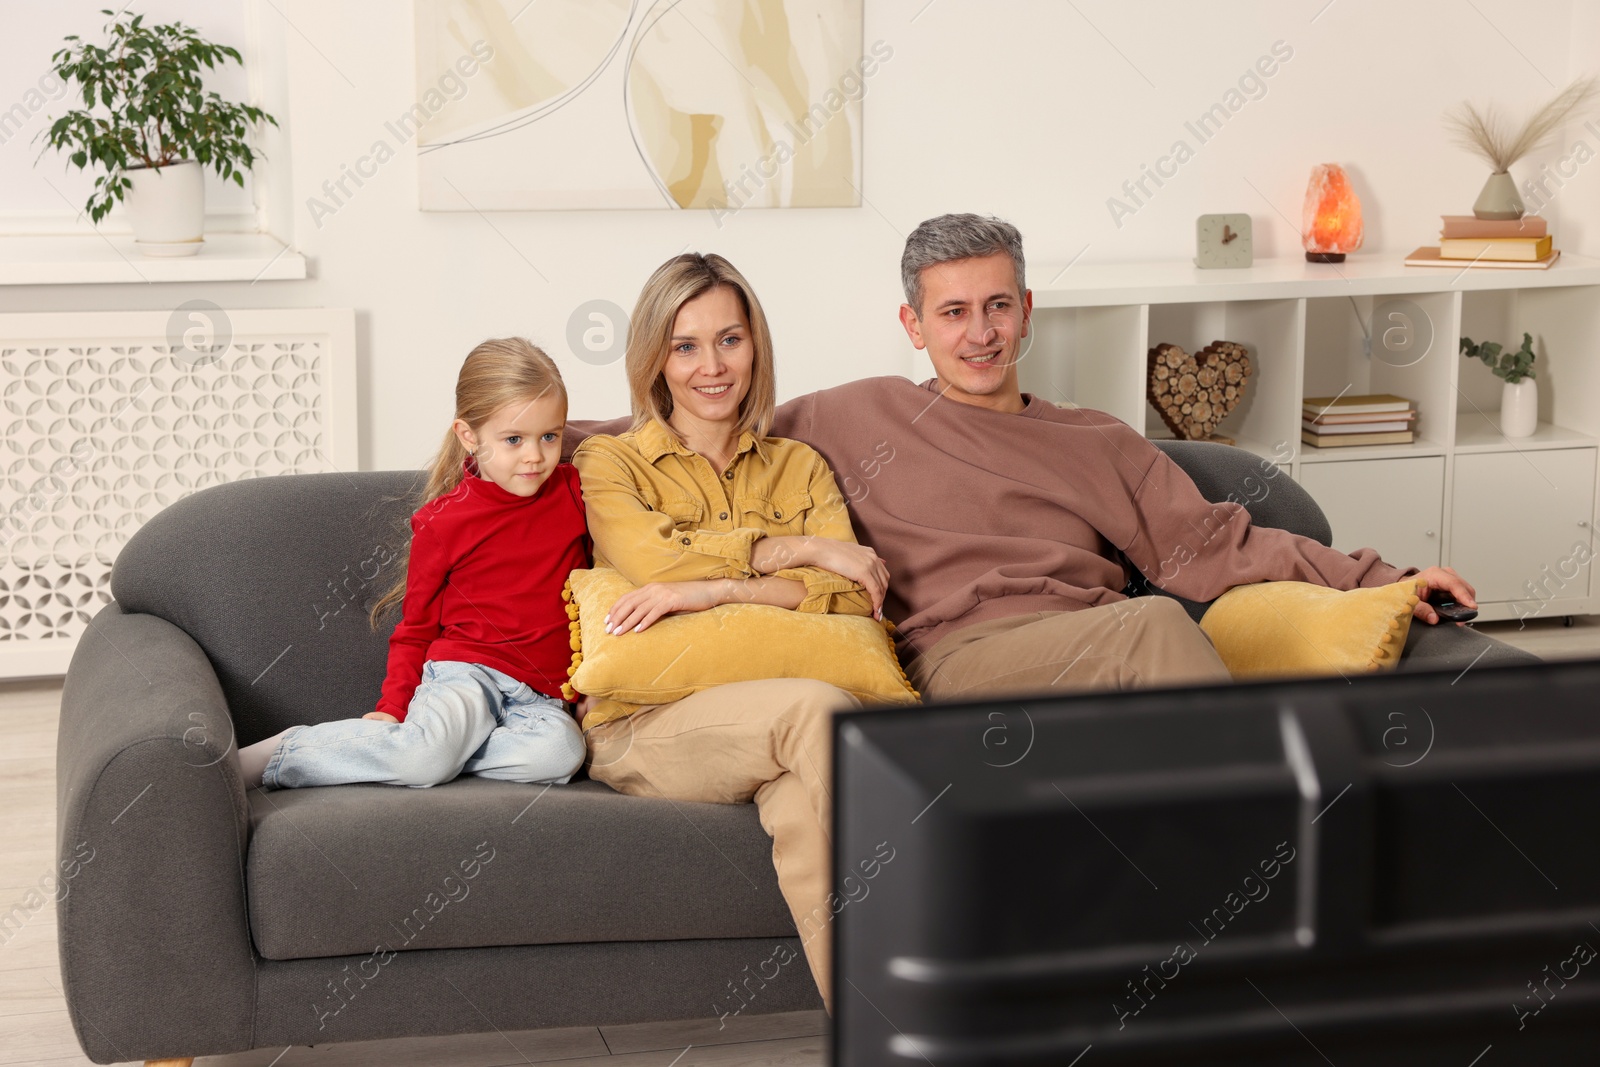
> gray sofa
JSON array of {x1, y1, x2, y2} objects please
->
[{"x1": 55, "y1": 442, "x2": 1536, "y2": 1064}]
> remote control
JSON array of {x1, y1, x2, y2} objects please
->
[{"x1": 1429, "y1": 593, "x2": 1478, "y2": 623}]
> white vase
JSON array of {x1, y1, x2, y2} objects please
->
[
  {"x1": 124, "y1": 160, "x2": 205, "y2": 256},
  {"x1": 1501, "y1": 378, "x2": 1538, "y2": 438}
]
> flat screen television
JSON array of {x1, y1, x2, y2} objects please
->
[{"x1": 833, "y1": 659, "x2": 1600, "y2": 1066}]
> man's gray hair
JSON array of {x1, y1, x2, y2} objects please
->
[{"x1": 900, "y1": 213, "x2": 1026, "y2": 315}]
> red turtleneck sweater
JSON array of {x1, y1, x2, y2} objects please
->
[{"x1": 376, "y1": 462, "x2": 590, "y2": 721}]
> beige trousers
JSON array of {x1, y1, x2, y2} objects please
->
[
  {"x1": 907, "y1": 596, "x2": 1233, "y2": 702},
  {"x1": 583, "y1": 679, "x2": 860, "y2": 1012}
]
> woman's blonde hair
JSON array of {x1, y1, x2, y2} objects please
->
[
  {"x1": 625, "y1": 253, "x2": 776, "y2": 438},
  {"x1": 369, "y1": 338, "x2": 567, "y2": 626}
]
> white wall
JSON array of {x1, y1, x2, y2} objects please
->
[
  {"x1": 1, "y1": 0, "x2": 1595, "y2": 470},
  {"x1": 1567, "y1": 0, "x2": 1600, "y2": 252}
]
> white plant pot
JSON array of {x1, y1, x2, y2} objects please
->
[
  {"x1": 1501, "y1": 378, "x2": 1538, "y2": 438},
  {"x1": 124, "y1": 160, "x2": 205, "y2": 256}
]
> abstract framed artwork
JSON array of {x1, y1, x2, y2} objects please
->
[{"x1": 414, "y1": 0, "x2": 870, "y2": 214}]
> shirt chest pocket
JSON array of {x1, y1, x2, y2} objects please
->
[
  {"x1": 659, "y1": 499, "x2": 705, "y2": 530},
  {"x1": 739, "y1": 488, "x2": 812, "y2": 534}
]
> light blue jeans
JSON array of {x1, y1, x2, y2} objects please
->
[{"x1": 261, "y1": 661, "x2": 585, "y2": 790}]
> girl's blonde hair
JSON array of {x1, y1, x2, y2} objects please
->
[
  {"x1": 625, "y1": 253, "x2": 776, "y2": 438},
  {"x1": 369, "y1": 338, "x2": 567, "y2": 626}
]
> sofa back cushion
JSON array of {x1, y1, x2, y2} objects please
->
[
  {"x1": 111, "y1": 471, "x2": 418, "y2": 745},
  {"x1": 1135, "y1": 441, "x2": 1334, "y2": 621},
  {"x1": 108, "y1": 447, "x2": 1334, "y2": 739},
  {"x1": 1153, "y1": 440, "x2": 1332, "y2": 546}
]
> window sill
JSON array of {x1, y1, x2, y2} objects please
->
[{"x1": 0, "y1": 232, "x2": 306, "y2": 285}]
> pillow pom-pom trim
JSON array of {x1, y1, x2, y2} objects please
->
[
  {"x1": 562, "y1": 647, "x2": 584, "y2": 702},
  {"x1": 562, "y1": 582, "x2": 585, "y2": 702},
  {"x1": 881, "y1": 617, "x2": 921, "y2": 700}
]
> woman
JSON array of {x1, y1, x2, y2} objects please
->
[{"x1": 572, "y1": 253, "x2": 889, "y2": 1011}]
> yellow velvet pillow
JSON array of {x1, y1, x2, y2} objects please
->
[
  {"x1": 1199, "y1": 578, "x2": 1424, "y2": 679},
  {"x1": 560, "y1": 567, "x2": 920, "y2": 727}
]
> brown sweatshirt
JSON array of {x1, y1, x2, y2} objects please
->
[{"x1": 568, "y1": 377, "x2": 1412, "y2": 657}]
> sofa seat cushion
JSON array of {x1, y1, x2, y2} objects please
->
[{"x1": 246, "y1": 777, "x2": 794, "y2": 961}]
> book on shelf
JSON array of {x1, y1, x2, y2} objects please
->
[
  {"x1": 1304, "y1": 409, "x2": 1418, "y2": 426},
  {"x1": 1440, "y1": 215, "x2": 1547, "y2": 239},
  {"x1": 1302, "y1": 393, "x2": 1413, "y2": 416},
  {"x1": 1405, "y1": 246, "x2": 1561, "y2": 269},
  {"x1": 1440, "y1": 235, "x2": 1553, "y2": 261},
  {"x1": 1301, "y1": 428, "x2": 1416, "y2": 448},
  {"x1": 1300, "y1": 417, "x2": 1414, "y2": 434}
]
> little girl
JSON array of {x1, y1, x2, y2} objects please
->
[{"x1": 239, "y1": 338, "x2": 589, "y2": 790}]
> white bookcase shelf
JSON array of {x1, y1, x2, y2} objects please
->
[
  {"x1": 1453, "y1": 412, "x2": 1596, "y2": 452},
  {"x1": 1022, "y1": 253, "x2": 1600, "y2": 623},
  {"x1": 1297, "y1": 439, "x2": 1450, "y2": 464}
]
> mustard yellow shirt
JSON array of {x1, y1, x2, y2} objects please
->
[{"x1": 572, "y1": 419, "x2": 874, "y2": 616}]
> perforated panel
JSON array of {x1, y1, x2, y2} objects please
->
[{"x1": 0, "y1": 309, "x2": 356, "y2": 675}]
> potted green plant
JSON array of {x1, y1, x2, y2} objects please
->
[
  {"x1": 36, "y1": 9, "x2": 277, "y2": 256},
  {"x1": 1461, "y1": 332, "x2": 1538, "y2": 438}
]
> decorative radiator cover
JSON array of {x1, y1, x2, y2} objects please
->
[{"x1": 0, "y1": 308, "x2": 357, "y2": 678}]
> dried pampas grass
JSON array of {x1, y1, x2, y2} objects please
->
[{"x1": 1445, "y1": 76, "x2": 1599, "y2": 173}]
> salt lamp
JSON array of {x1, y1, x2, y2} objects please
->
[{"x1": 1302, "y1": 163, "x2": 1363, "y2": 263}]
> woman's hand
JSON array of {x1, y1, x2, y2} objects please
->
[
  {"x1": 363, "y1": 711, "x2": 399, "y2": 723},
  {"x1": 606, "y1": 580, "x2": 727, "y2": 634},
  {"x1": 804, "y1": 539, "x2": 890, "y2": 618},
  {"x1": 1411, "y1": 565, "x2": 1477, "y2": 624},
  {"x1": 752, "y1": 535, "x2": 890, "y2": 616}
]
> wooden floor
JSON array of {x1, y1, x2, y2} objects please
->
[
  {"x1": 1474, "y1": 611, "x2": 1600, "y2": 663},
  {"x1": 4, "y1": 616, "x2": 1595, "y2": 1065}
]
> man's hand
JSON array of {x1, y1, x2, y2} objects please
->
[
  {"x1": 363, "y1": 711, "x2": 399, "y2": 723},
  {"x1": 804, "y1": 539, "x2": 890, "y2": 618},
  {"x1": 1411, "y1": 566, "x2": 1477, "y2": 625},
  {"x1": 606, "y1": 580, "x2": 725, "y2": 634}
]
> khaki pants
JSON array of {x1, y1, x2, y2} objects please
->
[
  {"x1": 908, "y1": 597, "x2": 1233, "y2": 702},
  {"x1": 584, "y1": 679, "x2": 860, "y2": 1012}
]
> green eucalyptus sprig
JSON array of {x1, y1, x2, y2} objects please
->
[
  {"x1": 35, "y1": 9, "x2": 277, "y2": 223},
  {"x1": 1460, "y1": 332, "x2": 1537, "y2": 384}
]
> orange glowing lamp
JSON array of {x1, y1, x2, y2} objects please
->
[{"x1": 1302, "y1": 163, "x2": 1364, "y2": 263}]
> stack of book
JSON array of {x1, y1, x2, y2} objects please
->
[
  {"x1": 1405, "y1": 215, "x2": 1559, "y2": 270},
  {"x1": 1302, "y1": 394, "x2": 1417, "y2": 447}
]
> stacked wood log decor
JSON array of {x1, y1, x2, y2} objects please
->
[{"x1": 1147, "y1": 340, "x2": 1253, "y2": 444}]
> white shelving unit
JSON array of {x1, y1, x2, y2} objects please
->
[{"x1": 1022, "y1": 253, "x2": 1600, "y2": 623}]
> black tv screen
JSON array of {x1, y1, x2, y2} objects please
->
[{"x1": 833, "y1": 659, "x2": 1600, "y2": 1066}]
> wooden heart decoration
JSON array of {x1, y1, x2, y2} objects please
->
[{"x1": 1147, "y1": 340, "x2": 1253, "y2": 442}]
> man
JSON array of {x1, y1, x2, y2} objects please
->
[
  {"x1": 776, "y1": 213, "x2": 1484, "y2": 698},
  {"x1": 574, "y1": 213, "x2": 1478, "y2": 700}
]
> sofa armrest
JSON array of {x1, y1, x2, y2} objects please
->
[
  {"x1": 1398, "y1": 617, "x2": 1542, "y2": 672},
  {"x1": 56, "y1": 604, "x2": 256, "y2": 1063}
]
